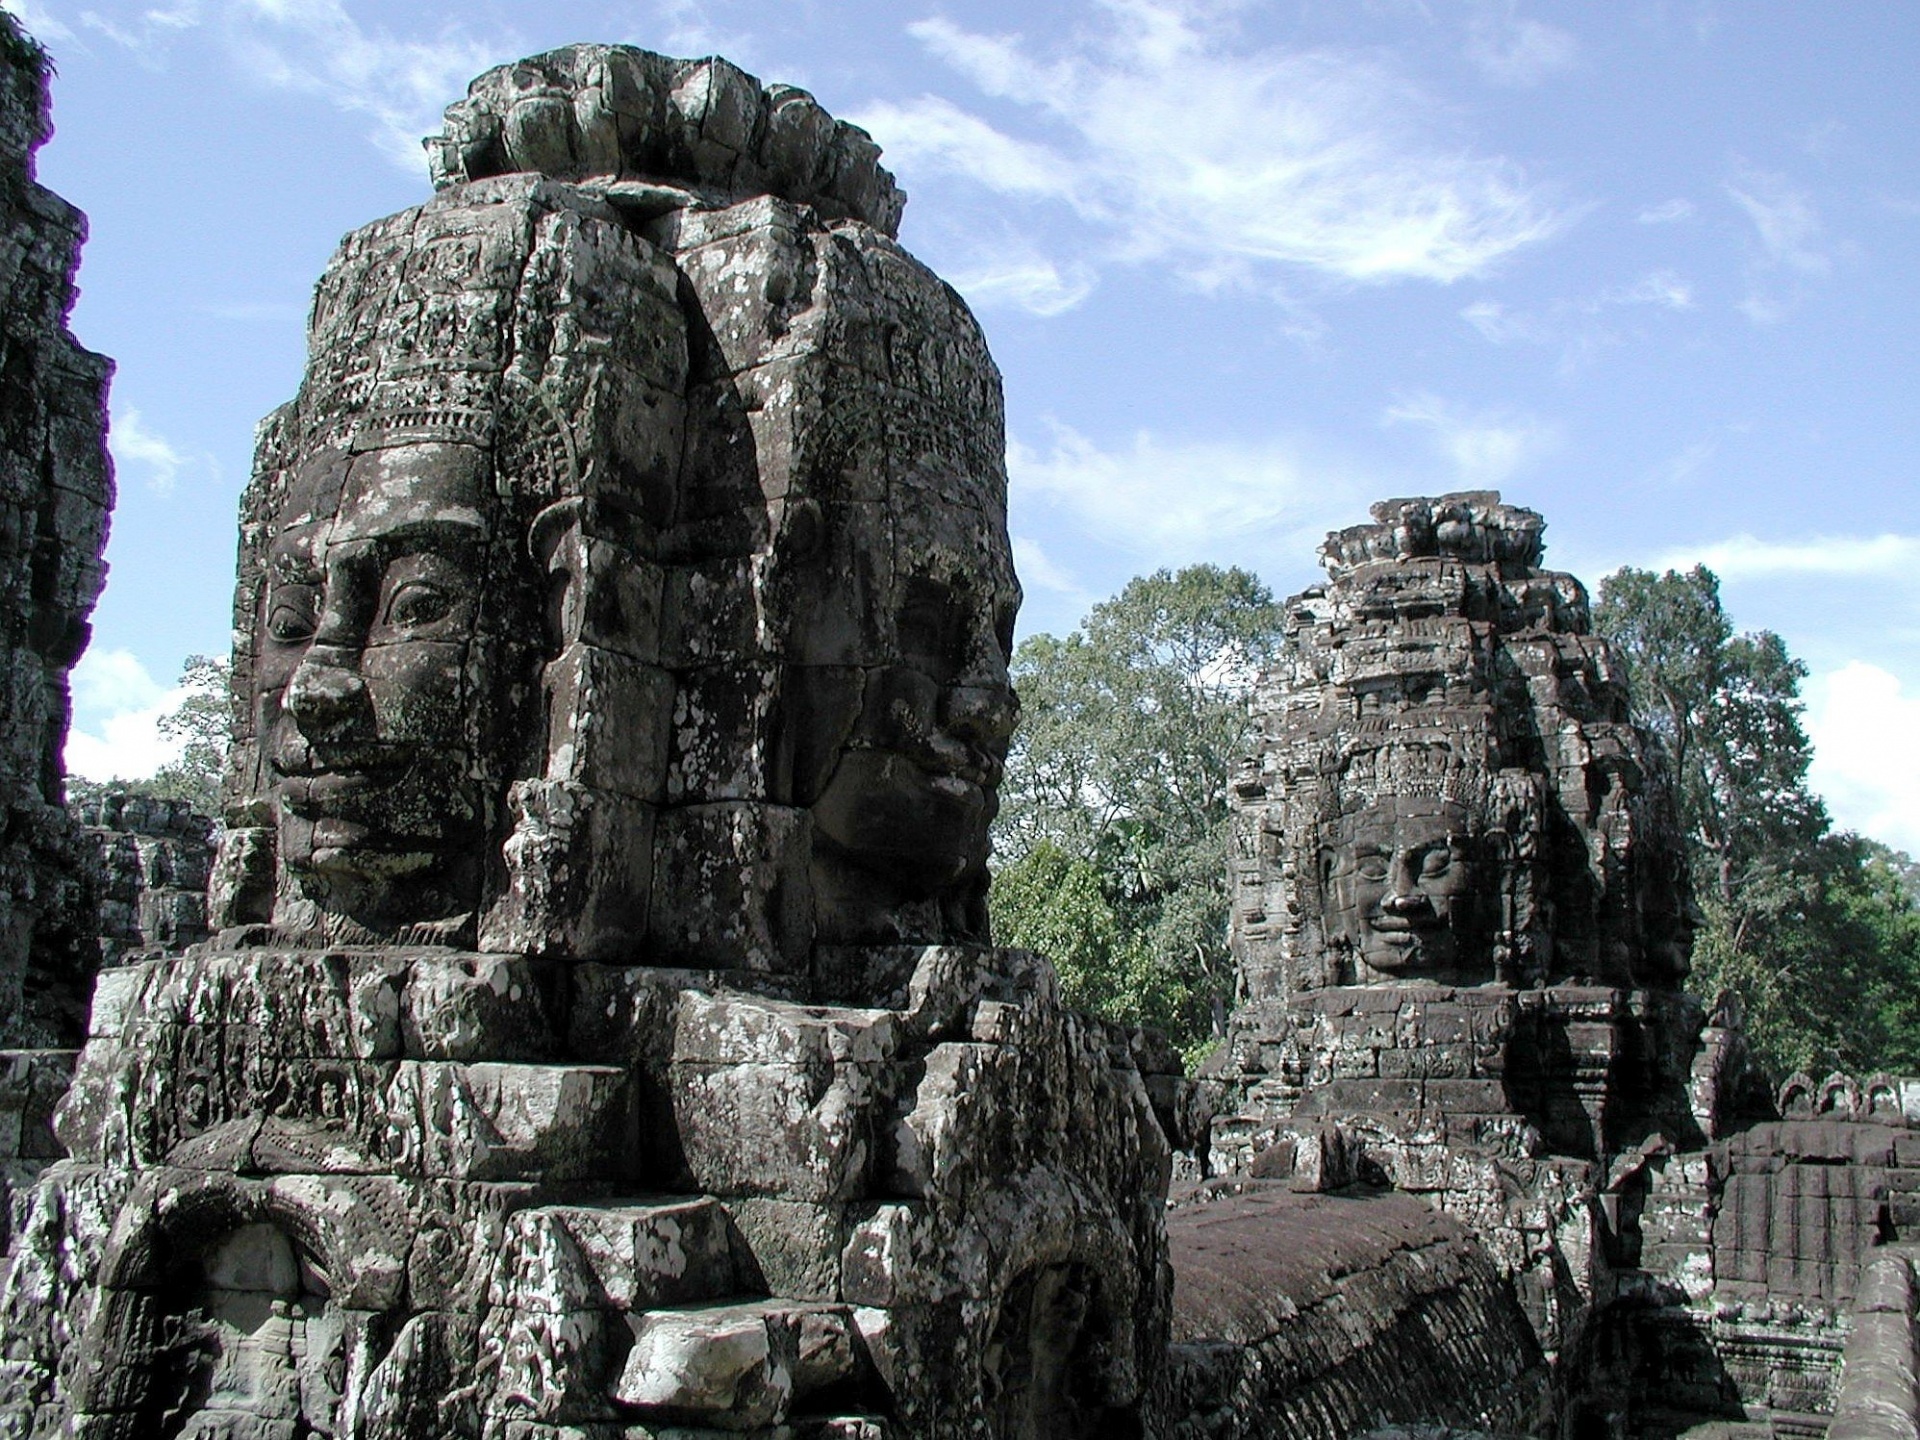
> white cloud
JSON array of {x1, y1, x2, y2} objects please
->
[
  {"x1": 1805, "y1": 662, "x2": 1920, "y2": 856},
  {"x1": 77, "y1": 0, "x2": 512, "y2": 171},
  {"x1": 227, "y1": 0, "x2": 509, "y2": 170},
  {"x1": 1464, "y1": 8, "x2": 1577, "y2": 87},
  {"x1": 1460, "y1": 269, "x2": 1692, "y2": 352},
  {"x1": 1607, "y1": 270, "x2": 1694, "y2": 309},
  {"x1": 65, "y1": 648, "x2": 187, "y2": 782},
  {"x1": 109, "y1": 406, "x2": 191, "y2": 495},
  {"x1": 1010, "y1": 536, "x2": 1086, "y2": 601},
  {"x1": 1008, "y1": 422, "x2": 1362, "y2": 560},
  {"x1": 1383, "y1": 392, "x2": 1554, "y2": 486},
  {"x1": 1726, "y1": 163, "x2": 1830, "y2": 323},
  {"x1": 946, "y1": 253, "x2": 1098, "y2": 316},
  {"x1": 1646, "y1": 438, "x2": 1717, "y2": 488},
  {"x1": 860, "y1": 95, "x2": 1074, "y2": 201},
  {"x1": 1637, "y1": 198, "x2": 1695, "y2": 224},
  {"x1": 1, "y1": 0, "x2": 74, "y2": 43},
  {"x1": 858, "y1": 3, "x2": 1564, "y2": 300},
  {"x1": 1652, "y1": 532, "x2": 1920, "y2": 581},
  {"x1": 1728, "y1": 166, "x2": 1828, "y2": 274}
]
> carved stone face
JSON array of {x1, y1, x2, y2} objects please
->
[
  {"x1": 1324, "y1": 796, "x2": 1481, "y2": 981},
  {"x1": 253, "y1": 442, "x2": 494, "y2": 912},
  {"x1": 807, "y1": 497, "x2": 1020, "y2": 902}
]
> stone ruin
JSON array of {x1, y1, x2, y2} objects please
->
[
  {"x1": 0, "y1": 16, "x2": 114, "y2": 1049},
  {"x1": 1180, "y1": 493, "x2": 1920, "y2": 1439},
  {"x1": 5, "y1": 26, "x2": 1920, "y2": 1440},
  {"x1": 70, "y1": 791, "x2": 213, "y2": 968},
  {"x1": 0, "y1": 43, "x2": 1169, "y2": 1440}
]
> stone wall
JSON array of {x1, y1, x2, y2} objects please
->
[
  {"x1": 70, "y1": 790, "x2": 212, "y2": 965},
  {"x1": 1159, "y1": 1183, "x2": 1551, "y2": 1438},
  {"x1": 0, "y1": 15, "x2": 113, "y2": 1047}
]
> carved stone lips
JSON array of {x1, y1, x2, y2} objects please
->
[
  {"x1": 273, "y1": 743, "x2": 414, "y2": 806},
  {"x1": 1370, "y1": 912, "x2": 1439, "y2": 934}
]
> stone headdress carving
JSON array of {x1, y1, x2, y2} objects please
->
[
  {"x1": 1230, "y1": 492, "x2": 1693, "y2": 1001},
  {"x1": 211, "y1": 46, "x2": 1020, "y2": 976}
]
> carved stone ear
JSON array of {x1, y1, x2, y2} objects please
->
[{"x1": 530, "y1": 497, "x2": 587, "y2": 649}]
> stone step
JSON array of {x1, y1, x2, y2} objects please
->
[
  {"x1": 492, "y1": 1195, "x2": 744, "y2": 1313},
  {"x1": 612, "y1": 1297, "x2": 863, "y2": 1430}
]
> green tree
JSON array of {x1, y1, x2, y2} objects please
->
[
  {"x1": 1595, "y1": 565, "x2": 1920, "y2": 1079},
  {"x1": 992, "y1": 565, "x2": 1285, "y2": 1059},
  {"x1": 67, "y1": 654, "x2": 229, "y2": 816}
]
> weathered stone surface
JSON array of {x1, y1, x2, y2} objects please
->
[
  {"x1": 0, "y1": 16, "x2": 113, "y2": 1047},
  {"x1": 0, "y1": 41, "x2": 1167, "y2": 1440},
  {"x1": 1226, "y1": 492, "x2": 1691, "y2": 1003},
  {"x1": 1201, "y1": 494, "x2": 1705, "y2": 1384},
  {"x1": 1157, "y1": 1183, "x2": 1550, "y2": 1439},
  {"x1": 70, "y1": 790, "x2": 212, "y2": 967}
]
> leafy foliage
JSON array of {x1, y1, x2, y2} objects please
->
[
  {"x1": 67, "y1": 654, "x2": 228, "y2": 816},
  {"x1": 991, "y1": 565, "x2": 1285, "y2": 1060},
  {"x1": 1596, "y1": 566, "x2": 1920, "y2": 1080}
]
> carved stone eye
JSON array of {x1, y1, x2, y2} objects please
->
[
  {"x1": 384, "y1": 580, "x2": 454, "y2": 630},
  {"x1": 267, "y1": 586, "x2": 318, "y2": 644},
  {"x1": 1419, "y1": 849, "x2": 1453, "y2": 879},
  {"x1": 1355, "y1": 853, "x2": 1390, "y2": 882}
]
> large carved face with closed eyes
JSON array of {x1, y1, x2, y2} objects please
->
[
  {"x1": 786, "y1": 494, "x2": 1021, "y2": 935},
  {"x1": 1322, "y1": 795, "x2": 1485, "y2": 982},
  {"x1": 251, "y1": 441, "x2": 502, "y2": 926}
]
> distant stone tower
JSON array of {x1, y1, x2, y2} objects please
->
[
  {"x1": 1207, "y1": 492, "x2": 1701, "y2": 1349},
  {"x1": 0, "y1": 45, "x2": 1170, "y2": 1439},
  {"x1": 0, "y1": 15, "x2": 114, "y2": 1046}
]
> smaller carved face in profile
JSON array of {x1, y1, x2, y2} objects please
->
[
  {"x1": 1324, "y1": 796, "x2": 1482, "y2": 981},
  {"x1": 806, "y1": 498, "x2": 1021, "y2": 906},
  {"x1": 252, "y1": 442, "x2": 496, "y2": 914}
]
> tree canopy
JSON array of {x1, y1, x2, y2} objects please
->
[
  {"x1": 1595, "y1": 565, "x2": 1920, "y2": 1080},
  {"x1": 990, "y1": 565, "x2": 1285, "y2": 1059}
]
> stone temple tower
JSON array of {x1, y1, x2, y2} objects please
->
[
  {"x1": 0, "y1": 46, "x2": 1171, "y2": 1439},
  {"x1": 1206, "y1": 492, "x2": 1702, "y2": 1350}
]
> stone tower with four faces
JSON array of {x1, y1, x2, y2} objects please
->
[
  {"x1": 1208, "y1": 491, "x2": 1701, "y2": 1352},
  {"x1": 0, "y1": 46, "x2": 1170, "y2": 1440}
]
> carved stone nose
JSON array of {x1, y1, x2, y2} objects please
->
[
  {"x1": 1381, "y1": 890, "x2": 1431, "y2": 917},
  {"x1": 941, "y1": 683, "x2": 1019, "y2": 746},
  {"x1": 285, "y1": 658, "x2": 371, "y2": 738}
]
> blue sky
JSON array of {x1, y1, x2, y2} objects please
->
[{"x1": 10, "y1": 0, "x2": 1920, "y2": 851}]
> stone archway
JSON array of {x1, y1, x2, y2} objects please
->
[
  {"x1": 169, "y1": 1221, "x2": 345, "y2": 1437},
  {"x1": 981, "y1": 1262, "x2": 1137, "y2": 1440}
]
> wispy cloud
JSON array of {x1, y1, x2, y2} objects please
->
[
  {"x1": 857, "y1": 2, "x2": 1564, "y2": 305},
  {"x1": 1726, "y1": 162, "x2": 1830, "y2": 323},
  {"x1": 1461, "y1": 269, "x2": 1693, "y2": 361},
  {"x1": 65, "y1": 648, "x2": 188, "y2": 781},
  {"x1": 1645, "y1": 438, "x2": 1717, "y2": 488},
  {"x1": 1383, "y1": 392, "x2": 1554, "y2": 486},
  {"x1": 1806, "y1": 662, "x2": 1920, "y2": 856},
  {"x1": 1652, "y1": 532, "x2": 1920, "y2": 581},
  {"x1": 109, "y1": 406, "x2": 195, "y2": 495},
  {"x1": 1463, "y1": 5, "x2": 1577, "y2": 87},
  {"x1": 76, "y1": 0, "x2": 513, "y2": 171},
  {"x1": 1637, "y1": 198, "x2": 1695, "y2": 225},
  {"x1": 1010, "y1": 535, "x2": 1089, "y2": 604},
  {"x1": 1, "y1": 0, "x2": 75, "y2": 43},
  {"x1": 1009, "y1": 422, "x2": 1363, "y2": 560},
  {"x1": 947, "y1": 251, "x2": 1099, "y2": 316}
]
